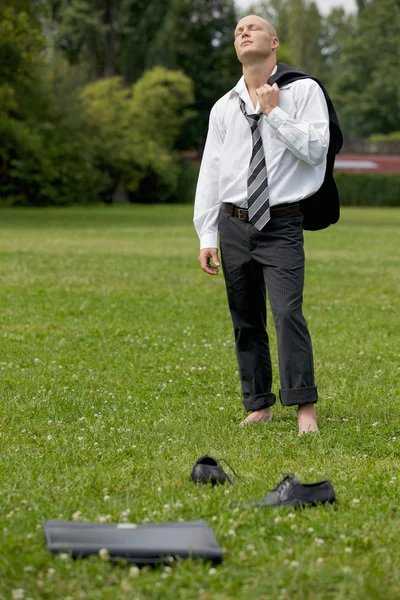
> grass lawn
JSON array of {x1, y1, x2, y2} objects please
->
[{"x1": 0, "y1": 205, "x2": 399, "y2": 600}]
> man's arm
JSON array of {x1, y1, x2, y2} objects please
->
[
  {"x1": 257, "y1": 80, "x2": 330, "y2": 166},
  {"x1": 193, "y1": 104, "x2": 225, "y2": 275}
]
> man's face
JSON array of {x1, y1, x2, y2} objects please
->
[{"x1": 234, "y1": 16, "x2": 278, "y2": 63}]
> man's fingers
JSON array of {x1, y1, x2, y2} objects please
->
[
  {"x1": 198, "y1": 248, "x2": 220, "y2": 275},
  {"x1": 210, "y1": 249, "x2": 220, "y2": 267},
  {"x1": 256, "y1": 84, "x2": 272, "y2": 96}
]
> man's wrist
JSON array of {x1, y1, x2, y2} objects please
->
[{"x1": 263, "y1": 105, "x2": 278, "y2": 117}]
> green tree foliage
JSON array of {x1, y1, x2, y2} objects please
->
[
  {"x1": 330, "y1": 0, "x2": 400, "y2": 136},
  {"x1": 286, "y1": 0, "x2": 325, "y2": 79},
  {"x1": 50, "y1": 0, "x2": 172, "y2": 80},
  {"x1": 80, "y1": 67, "x2": 194, "y2": 202},
  {"x1": 145, "y1": 0, "x2": 238, "y2": 148}
]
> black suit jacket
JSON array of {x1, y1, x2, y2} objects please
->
[{"x1": 267, "y1": 63, "x2": 343, "y2": 231}]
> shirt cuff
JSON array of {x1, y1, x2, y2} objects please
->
[
  {"x1": 200, "y1": 232, "x2": 219, "y2": 250},
  {"x1": 266, "y1": 106, "x2": 290, "y2": 129}
]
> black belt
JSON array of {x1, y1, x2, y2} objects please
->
[{"x1": 222, "y1": 202, "x2": 300, "y2": 221}]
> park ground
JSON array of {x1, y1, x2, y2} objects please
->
[{"x1": 0, "y1": 205, "x2": 399, "y2": 600}]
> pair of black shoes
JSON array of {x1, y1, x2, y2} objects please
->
[{"x1": 190, "y1": 456, "x2": 335, "y2": 508}]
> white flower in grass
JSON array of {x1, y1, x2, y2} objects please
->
[
  {"x1": 58, "y1": 553, "x2": 70, "y2": 561},
  {"x1": 352, "y1": 498, "x2": 360, "y2": 504},
  {"x1": 129, "y1": 566, "x2": 140, "y2": 578},
  {"x1": 307, "y1": 527, "x2": 314, "y2": 533},
  {"x1": 344, "y1": 547, "x2": 352, "y2": 553},
  {"x1": 287, "y1": 513, "x2": 296, "y2": 520},
  {"x1": 47, "y1": 435, "x2": 52, "y2": 441},
  {"x1": 47, "y1": 568, "x2": 55, "y2": 576},
  {"x1": 314, "y1": 537, "x2": 324, "y2": 546},
  {"x1": 342, "y1": 566, "x2": 352, "y2": 573},
  {"x1": 211, "y1": 516, "x2": 217, "y2": 522},
  {"x1": 289, "y1": 560, "x2": 299, "y2": 568},
  {"x1": 104, "y1": 495, "x2": 110, "y2": 502},
  {"x1": 275, "y1": 536, "x2": 283, "y2": 542},
  {"x1": 316, "y1": 557, "x2": 324, "y2": 565},
  {"x1": 12, "y1": 590, "x2": 25, "y2": 599},
  {"x1": 219, "y1": 407, "x2": 224, "y2": 411},
  {"x1": 224, "y1": 489, "x2": 230, "y2": 495},
  {"x1": 208, "y1": 568, "x2": 217, "y2": 575},
  {"x1": 228, "y1": 529, "x2": 236, "y2": 537},
  {"x1": 72, "y1": 511, "x2": 82, "y2": 521},
  {"x1": 99, "y1": 548, "x2": 109, "y2": 560},
  {"x1": 274, "y1": 516, "x2": 282, "y2": 524}
]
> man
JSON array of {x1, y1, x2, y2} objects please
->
[{"x1": 194, "y1": 15, "x2": 330, "y2": 434}]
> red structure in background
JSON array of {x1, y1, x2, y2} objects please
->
[{"x1": 334, "y1": 154, "x2": 400, "y2": 174}]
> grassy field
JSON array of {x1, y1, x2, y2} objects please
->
[{"x1": 0, "y1": 205, "x2": 399, "y2": 600}]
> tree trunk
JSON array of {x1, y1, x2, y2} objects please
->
[{"x1": 104, "y1": 0, "x2": 116, "y2": 77}]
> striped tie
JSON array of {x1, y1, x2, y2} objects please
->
[{"x1": 239, "y1": 98, "x2": 270, "y2": 230}]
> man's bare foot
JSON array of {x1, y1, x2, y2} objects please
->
[
  {"x1": 240, "y1": 407, "x2": 272, "y2": 425},
  {"x1": 297, "y1": 403, "x2": 318, "y2": 435}
]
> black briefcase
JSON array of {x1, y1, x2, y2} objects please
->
[{"x1": 43, "y1": 519, "x2": 223, "y2": 565}]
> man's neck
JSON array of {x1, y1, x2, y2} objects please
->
[{"x1": 243, "y1": 58, "x2": 277, "y2": 92}]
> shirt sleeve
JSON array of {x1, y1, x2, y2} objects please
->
[
  {"x1": 267, "y1": 80, "x2": 330, "y2": 166},
  {"x1": 193, "y1": 104, "x2": 225, "y2": 250}
]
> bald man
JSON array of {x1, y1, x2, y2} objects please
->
[{"x1": 194, "y1": 16, "x2": 330, "y2": 434}]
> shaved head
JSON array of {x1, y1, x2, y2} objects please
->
[{"x1": 234, "y1": 15, "x2": 277, "y2": 38}]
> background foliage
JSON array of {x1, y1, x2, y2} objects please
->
[{"x1": 1, "y1": 0, "x2": 399, "y2": 205}]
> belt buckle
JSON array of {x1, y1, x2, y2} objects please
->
[{"x1": 237, "y1": 208, "x2": 248, "y2": 221}]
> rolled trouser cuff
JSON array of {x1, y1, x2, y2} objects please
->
[
  {"x1": 243, "y1": 392, "x2": 276, "y2": 412},
  {"x1": 279, "y1": 386, "x2": 318, "y2": 407}
]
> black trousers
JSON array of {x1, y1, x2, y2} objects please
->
[{"x1": 218, "y1": 207, "x2": 318, "y2": 411}]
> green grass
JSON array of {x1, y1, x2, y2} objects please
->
[{"x1": 0, "y1": 205, "x2": 399, "y2": 600}]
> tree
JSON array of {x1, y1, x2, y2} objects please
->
[
  {"x1": 331, "y1": 0, "x2": 400, "y2": 136},
  {"x1": 80, "y1": 67, "x2": 194, "y2": 201},
  {"x1": 49, "y1": 0, "x2": 173, "y2": 81},
  {"x1": 145, "y1": 0, "x2": 238, "y2": 148},
  {"x1": 286, "y1": 0, "x2": 325, "y2": 78}
]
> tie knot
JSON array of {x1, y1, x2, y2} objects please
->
[{"x1": 239, "y1": 98, "x2": 261, "y2": 123}]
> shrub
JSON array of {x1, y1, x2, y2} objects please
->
[
  {"x1": 335, "y1": 172, "x2": 400, "y2": 207},
  {"x1": 370, "y1": 132, "x2": 400, "y2": 142}
]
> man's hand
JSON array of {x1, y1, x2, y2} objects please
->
[
  {"x1": 256, "y1": 82, "x2": 280, "y2": 116},
  {"x1": 198, "y1": 248, "x2": 220, "y2": 275}
]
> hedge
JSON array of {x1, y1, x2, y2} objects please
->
[
  {"x1": 335, "y1": 172, "x2": 400, "y2": 207},
  {"x1": 176, "y1": 164, "x2": 400, "y2": 207}
]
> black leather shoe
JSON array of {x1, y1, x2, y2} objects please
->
[
  {"x1": 247, "y1": 474, "x2": 336, "y2": 508},
  {"x1": 190, "y1": 455, "x2": 235, "y2": 486}
]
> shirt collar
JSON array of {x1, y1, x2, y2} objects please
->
[{"x1": 229, "y1": 64, "x2": 278, "y2": 99}]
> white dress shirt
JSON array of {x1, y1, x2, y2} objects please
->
[{"x1": 193, "y1": 66, "x2": 330, "y2": 249}]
